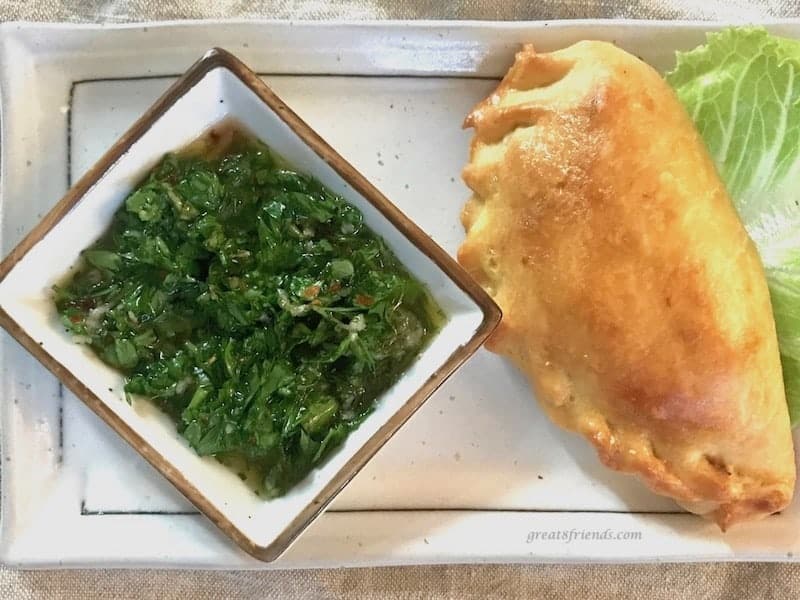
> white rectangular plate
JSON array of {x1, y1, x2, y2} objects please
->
[{"x1": 2, "y1": 19, "x2": 800, "y2": 568}]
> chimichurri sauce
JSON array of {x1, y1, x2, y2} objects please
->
[{"x1": 55, "y1": 126, "x2": 443, "y2": 498}]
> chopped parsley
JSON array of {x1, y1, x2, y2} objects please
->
[{"x1": 55, "y1": 127, "x2": 442, "y2": 498}]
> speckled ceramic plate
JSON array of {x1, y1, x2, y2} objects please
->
[
  {"x1": 2, "y1": 19, "x2": 800, "y2": 568},
  {"x1": 0, "y1": 45, "x2": 500, "y2": 563}
]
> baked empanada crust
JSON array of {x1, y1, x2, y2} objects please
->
[{"x1": 459, "y1": 41, "x2": 795, "y2": 528}]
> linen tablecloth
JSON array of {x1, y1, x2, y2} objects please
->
[{"x1": 1, "y1": 1, "x2": 799, "y2": 598}]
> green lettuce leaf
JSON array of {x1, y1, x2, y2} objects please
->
[{"x1": 666, "y1": 27, "x2": 800, "y2": 425}]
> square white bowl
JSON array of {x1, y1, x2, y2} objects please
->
[{"x1": 0, "y1": 47, "x2": 500, "y2": 561}]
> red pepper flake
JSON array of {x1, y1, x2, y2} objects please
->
[
  {"x1": 329, "y1": 281, "x2": 342, "y2": 293},
  {"x1": 355, "y1": 294, "x2": 374, "y2": 307},
  {"x1": 69, "y1": 314, "x2": 82, "y2": 324},
  {"x1": 303, "y1": 285, "x2": 321, "y2": 300}
]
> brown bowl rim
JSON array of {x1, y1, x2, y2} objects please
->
[{"x1": 0, "y1": 47, "x2": 502, "y2": 562}]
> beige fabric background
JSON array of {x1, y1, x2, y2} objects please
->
[{"x1": 2, "y1": 1, "x2": 800, "y2": 598}]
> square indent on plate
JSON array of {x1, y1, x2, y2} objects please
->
[{"x1": 0, "y1": 48, "x2": 500, "y2": 561}]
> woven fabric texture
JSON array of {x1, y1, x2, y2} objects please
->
[{"x1": 2, "y1": 0, "x2": 798, "y2": 21}]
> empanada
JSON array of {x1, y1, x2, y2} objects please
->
[{"x1": 458, "y1": 41, "x2": 796, "y2": 528}]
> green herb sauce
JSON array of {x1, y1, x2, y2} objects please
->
[{"x1": 55, "y1": 126, "x2": 443, "y2": 498}]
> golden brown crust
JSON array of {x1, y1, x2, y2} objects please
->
[{"x1": 459, "y1": 41, "x2": 796, "y2": 529}]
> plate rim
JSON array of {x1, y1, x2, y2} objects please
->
[{"x1": 1, "y1": 17, "x2": 800, "y2": 568}]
